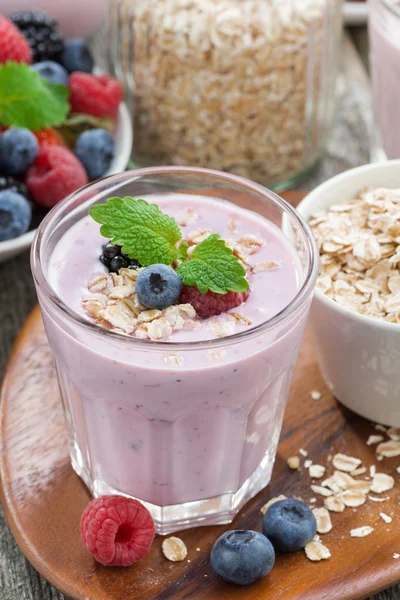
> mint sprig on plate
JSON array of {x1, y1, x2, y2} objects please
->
[
  {"x1": 90, "y1": 197, "x2": 249, "y2": 295},
  {"x1": 0, "y1": 62, "x2": 69, "y2": 130}
]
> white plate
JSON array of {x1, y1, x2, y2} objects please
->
[
  {"x1": 0, "y1": 102, "x2": 132, "y2": 263},
  {"x1": 344, "y1": 1, "x2": 368, "y2": 25}
]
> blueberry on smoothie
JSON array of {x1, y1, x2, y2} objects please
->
[
  {"x1": 0, "y1": 128, "x2": 39, "y2": 176},
  {"x1": 211, "y1": 530, "x2": 275, "y2": 586},
  {"x1": 262, "y1": 498, "x2": 317, "y2": 552},
  {"x1": 31, "y1": 61, "x2": 68, "y2": 85},
  {"x1": 136, "y1": 265, "x2": 182, "y2": 309},
  {"x1": 0, "y1": 190, "x2": 31, "y2": 241}
]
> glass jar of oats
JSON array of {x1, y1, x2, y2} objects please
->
[{"x1": 108, "y1": 0, "x2": 343, "y2": 190}]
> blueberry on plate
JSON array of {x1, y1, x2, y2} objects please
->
[
  {"x1": 262, "y1": 498, "x2": 317, "y2": 552},
  {"x1": 0, "y1": 190, "x2": 31, "y2": 241},
  {"x1": 0, "y1": 128, "x2": 39, "y2": 176},
  {"x1": 136, "y1": 265, "x2": 182, "y2": 309},
  {"x1": 61, "y1": 38, "x2": 94, "y2": 73},
  {"x1": 211, "y1": 530, "x2": 275, "y2": 586},
  {"x1": 75, "y1": 129, "x2": 115, "y2": 180},
  {"x1": 31, "y1": 61, "x2": 68, "y2": 86}
]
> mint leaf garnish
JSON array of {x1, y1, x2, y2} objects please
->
[
  {"x1": 0, "y1": 62, "x2": 69, "y2": 130},
  {"x1": 90, "y1": 197, "x2": 183, "y2": 266},
  {"x1": 177, "y1": 234, "x2": 249, "y2": 294}
]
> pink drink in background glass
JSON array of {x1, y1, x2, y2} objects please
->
[
  {"x1": 370, "y1": 0, "x2": 400, "y2": 160},
  {"x1": 31, "y1": 167, "x2": 318, "y2": 534},
  {"x1": 0, "y1": 0, "x2": 106, "y2": 38}
]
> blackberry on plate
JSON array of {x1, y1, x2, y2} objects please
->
[
  {"x1": 0, "y1": 175, "x2": 30, "y2": 200},
  {"x1": 10, "y1": 11, "x2": 64, "y2": 63},
  {"x1": 99, "y1": 242, "x2": 142, "y2": 272}
]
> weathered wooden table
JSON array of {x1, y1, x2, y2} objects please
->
[{"x1": 0, "y1": 29, "x2": 398, "y2": 600}]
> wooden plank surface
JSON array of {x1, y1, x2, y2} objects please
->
[{"x1": 0, "y1": 29, "x2": 396, "y2": 600}]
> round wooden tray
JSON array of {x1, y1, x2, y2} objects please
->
[{"x1": 1, "y1": 306, "x2": 400, "y2": 600}]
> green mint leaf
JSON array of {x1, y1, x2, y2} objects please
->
[
  {"x1": 178, "y1": 242, "x2": 189, "y2": 261},
  {"x1": 0, "y1": 62, "x2": 69, "y2": 130},
  {"x1": 90, "y1": 196, "x2": 182, "y2": 266},
  {"x1": 177, "y1": 234, "x2": 249, "y2": 294}
]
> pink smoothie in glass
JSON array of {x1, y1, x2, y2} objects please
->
[
  {"x1": 34, "y1": 175, "x2": 316, "y2": 534},
  {"x1": 370, "y1": 0, "x2": 400, "y2": 159}
]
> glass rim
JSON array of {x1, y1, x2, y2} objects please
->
[
  {"x1": 31, "y1": 166, "x2": 319, "y2": 351},
  {"x1": 380, "y1": 0, "x2": 400, "y2": 18}
]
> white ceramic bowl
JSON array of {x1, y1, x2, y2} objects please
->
[
  {"x1": 297, "y1": 160, "x2": 400, "y2": 427},
  {"x1": 0, "y1": 102, "x2": 132, "y2": 264}
]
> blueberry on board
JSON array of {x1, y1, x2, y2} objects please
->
[
  {"x1": 262, "y1": 498, "x2": 317, "y2": 552},
  {"x1": 31, "y1": 61, "x2": 68, "y2": 86},
  {"x1": 75, "y1": 129, "x2": 115, "y2": 180},
  {"x1": 136, "y1": 265, "x2": 182, "y2": 309},
  {"x1": 0, "y1": 190, "x2": 31, "y2": 241},
  {"x1": 0, "y1": 128, "x2": 39, "y2": 176},
  {"x1": 61, "y1": 38, "x2": 94, "y2": 73},
  {"x1": 211, "y1": 530, "x2": 275, "y2": 586}
]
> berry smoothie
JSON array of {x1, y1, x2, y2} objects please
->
[
  {"x1": 32, "y1": 169, "x2": 317, "y2": 533},
  {"x1": 370, "y1": 0, "x2": 400, "y2": 159}
]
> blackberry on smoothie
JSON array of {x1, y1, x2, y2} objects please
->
[{"x1": 32, "y1": 167, "x2": 318, "y2": 534}]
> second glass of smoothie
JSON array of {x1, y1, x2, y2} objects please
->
[{"x1": 31, "y1": 167, "x2": 318, "y2": 534}]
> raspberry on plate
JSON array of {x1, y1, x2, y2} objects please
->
[
  {"x1": 0, "y1": 16, "x2": 32, "y2": 64},
  {"x1": 33, "y1": 128, "x2": 63, "y2": 150},
  {"x1": 69, "y1": 73, "x2": 123, "y2": 119},
  {"x1": 80, "y1": 495, "x2": 156, "y2": 567},
  {"x1": 26, "y1": 146, "x2": 88, "y2": 208},
  {"x1": 180, "y1": 286, "x2": 250, "y2": 318}
]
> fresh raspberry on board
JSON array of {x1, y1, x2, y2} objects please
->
[
  {"x1": 26, "y1": 146, "x2": 88, "y2": 208},
  {"x1": 180, "y1": 286, "x2": 250, "y2": 318},
  {"x1": 0, "y1": 17, "x2": 32, "y2": 64},
  {"x1": 33, "y1": 128, "x2": 63, "y2": 150},
  {"x1": 69, "y1": 73, "x2": 123, "y2": 118},
  {"x1": 80, "y1": 495, "x2": 156, "y2": 567}
]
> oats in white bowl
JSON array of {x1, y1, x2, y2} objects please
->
[{"x1": 310, "y1": 187, "x2": 400, "y2": 323}]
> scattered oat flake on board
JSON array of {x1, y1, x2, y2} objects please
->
[
  {"x1": 369, "y1": 495, "x2": 389, "y2": 502},
  {"x1": 375, "y1": 424, "x2": 388, "y2": 432},
  {"x1": 304, "y1": 459, "x2": 313, "y2": 469},
  {"x1": 332, "y1": 453, "x2": 362, "y2": 472},
  {"x1": 377, "y1": 440, "x2": 400, "y2": 457},
  {"x1": 324, "y1": 496, "x2": 345, "y2": 512},
  {"x1": 312, "y1": 508, "x2": 332, "y2": 534},
  {"x1": 394, "y1": 553, "x2": 400, "y2": 559},
  {"x1": 370, "y1": 473, "x2": 394, "y2": 493},
  {"x1": 162, "y1": 537, "x2": 188, "y2": 562},
  {"x1": 351, "y1": 467, "x2": 367, "y2": 476},
  {"x1": 311, "y1": 390, "x2": 322, "y2": 400},
  {"x1": 305, "y1": 540, "x2": 331, "y2": 562},
  {"x1": 387, "y1": 427, "x2": 400, "y2": 441},
  {"x1": 341, "y1": 490, "x2": 367, "y2": 507},
  {"x1": 287, "y1": 456, "x2": 300, "y2": 470},
  {"x1": 260, "y1": 495, "x2": 287, "y2": 515},
  {"x1": 311, "y1": 485, "x2": 332, "y2": 497},
  {"x1": 309, "y1": 464, "x2": 325, "y2": 479},
  {"x1": 380, "y1": 512, "x2": 392, "y2": 524},
  {"x1": 367, "y1": 435, "x2": 384, "y2": 446},
  {"x1": 350, "y1": 526, "x2": 374, "y2": 538},
  {"x1": 299, "y1": 448, "x2": 308, "y2": 457},
  {"x1": 370, "y1": 465, "x2": 376, "y2": 478}
]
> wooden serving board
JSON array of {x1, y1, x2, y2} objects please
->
[{"x1": 1, "y1": 192, "x2": 400, "y2": 600}]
